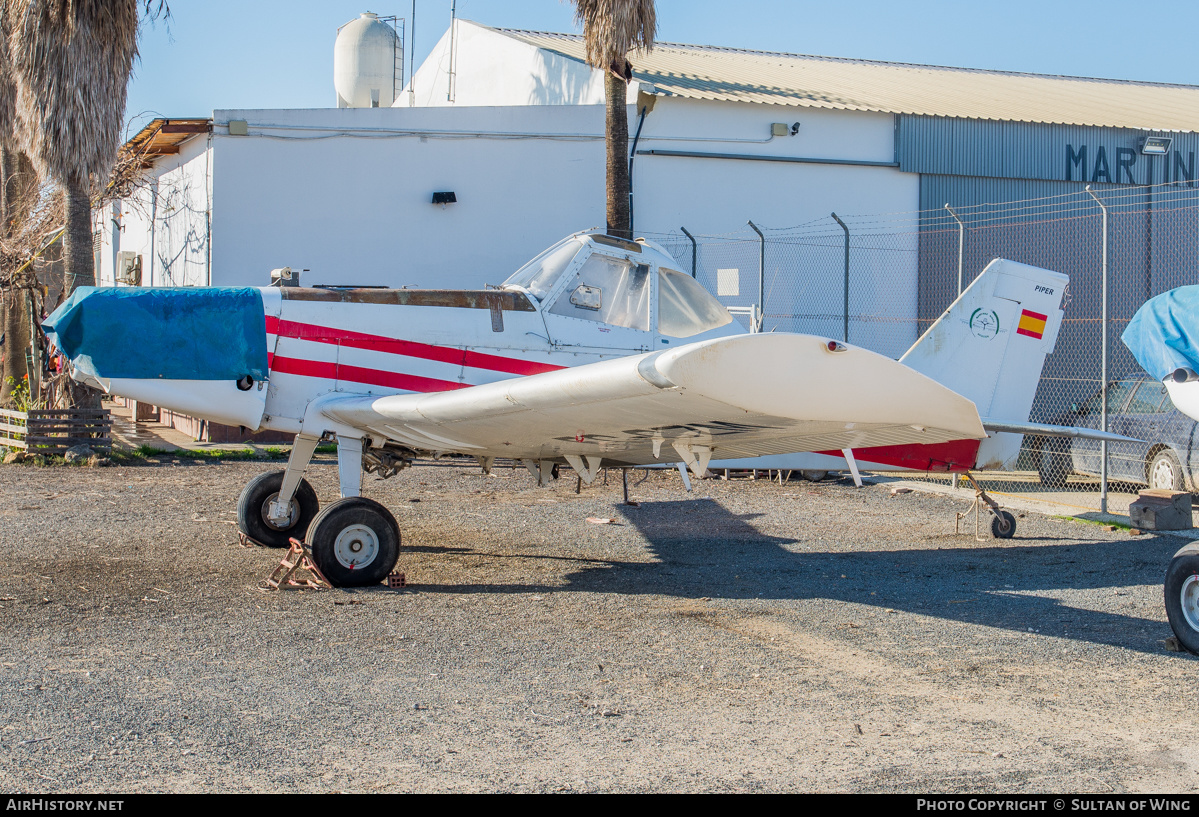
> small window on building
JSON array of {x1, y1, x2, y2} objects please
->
[
  {"x1": 658, "y1": 267, "x2": 734, "y2": 338},
  {"x1": 549, "y1": 255, "x2": 650, "y2": 331}
]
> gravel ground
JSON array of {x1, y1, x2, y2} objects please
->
[{"x1": 0, "y1": 457, "x2": 1196, "y2": 793}]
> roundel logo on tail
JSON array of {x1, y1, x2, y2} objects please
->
[{"x1": 968, "y1": 308, "x2": 1000, "y2": 340}]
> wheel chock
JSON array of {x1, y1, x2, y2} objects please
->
[{"x1": 262, "y1": 537, "x2": 332, "y2": 591}]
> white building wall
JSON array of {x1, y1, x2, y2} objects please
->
[
  {"x1": 100, "y1": 135, "x2": 212, "y2": 288},
  {"x1": 207, "y1": 105, "x2": 606, "y2": 289},
  {"x1": 405, "y1": 20, "x2": 606, "y2": 108},
  {"x1": 113, "y1": 22, "x2": 924, "y2": 355},
  {"x1": 153, "y1": 137, "x2": 212, "y2": 287},
  {"x1": 630, "y1": 98, "x2": 917, "y2": 356}
]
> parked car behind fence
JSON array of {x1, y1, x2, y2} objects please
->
[{"x1": 1037, "y1": 376, "x2": 1198, "y2": 492}]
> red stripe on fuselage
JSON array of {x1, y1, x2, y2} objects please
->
[
  {"x1": 818, "y1": 438, "x2": 981, "y2": 473},
  {"x1": 269, "y1": 355, "x2": 469, "y2": 393},
  {"x1": 264, "y1": 315, "x2": 563, "y2": 376}
]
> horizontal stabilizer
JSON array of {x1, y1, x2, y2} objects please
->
[{"x1": 981, "y1": 419, "x2": 1141, "y2": 444}]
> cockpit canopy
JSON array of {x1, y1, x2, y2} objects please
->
[{"x1": 501, "y1": 233, "x2": 734, "y2": 339}]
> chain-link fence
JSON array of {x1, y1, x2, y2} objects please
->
[{"x1": 646, "y1": 181, "x2": 1199, "y2": 513}]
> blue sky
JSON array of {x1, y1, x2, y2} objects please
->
[{"x1": 126, "y1": 0, "x2": 1199, "y2": 136}]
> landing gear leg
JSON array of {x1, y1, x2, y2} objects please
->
[
  {"x1": 336, "y1": 435, "x2": 364, "y2": 498},
  {"x1": 955, "y1": 471, "x2": 1016, "y2": 540},
  {"x1": 270, "y1": 434, "x2": 320, "y2": 525},
  {"x1": 236, "y1": 433, "x2": 321, "y2": 548}
]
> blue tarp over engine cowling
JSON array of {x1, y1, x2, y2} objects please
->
[
  {"x1": 1122, "y1": 286, "x2": 1199, "y2": 381},
  {"x1": 42, "y1": 287, "x2": 268, "y2": 382}
]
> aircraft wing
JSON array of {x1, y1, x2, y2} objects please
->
[
  {"x1": 981, "y1": 419, "x2": 1142, "y2": 444},
  {"x1": 313, "y1": 334, "x2": 987, "y2": 469}
]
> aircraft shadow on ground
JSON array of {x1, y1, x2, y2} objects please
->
[{"x1": 410, "y1": 498, "x2": 1189, "y2": 656}]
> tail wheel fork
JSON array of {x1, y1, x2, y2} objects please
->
[{"x1": 954, "y1": 471, "x2": 1017, "y2": 541}]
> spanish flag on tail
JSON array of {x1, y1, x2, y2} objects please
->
[{"x1": 1016, "y1": 309, "x2": 1047, "y2": 340}]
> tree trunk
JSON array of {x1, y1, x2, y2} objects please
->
[
  {"x1": 0, "y1": 289, "x2": 30, "y2": 406},
  {"x1": 605, "y1": 70, "x2": 631, "y2": 239},
  {"x1": 62, "y1": 179, "x2": 95, "y2": 295},
  {"x1": 60, "y1": 179, "x2": 100, "y2": 408},
  {"x1": 0, "y1": 146, "x2": 33, "y2": 407}
]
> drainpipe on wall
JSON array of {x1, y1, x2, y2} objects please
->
[{"x1": 628, "y1": 105, "x2": 648, "y2": 236}]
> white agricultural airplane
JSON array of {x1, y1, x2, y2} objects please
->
[{"x1": 44, "y1": 230, "x2": 1124, "y2": 588}]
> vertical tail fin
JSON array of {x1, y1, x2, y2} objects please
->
[{"x1": 900, "y1": 259, "x2": 1066, "y2": 469}]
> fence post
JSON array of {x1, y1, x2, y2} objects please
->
[
  {"x1": 944, "y1": 203, "x2": 965, "y2": 296},
  {"x1": 1086, "y1": 185, "x2": 1110, "y2": 515},
  {"x1": 680, "y1": 226, "x2": 697, "y2": 278},
  {"x1": 747, "y1": 220, "x2": 765, "y2": 332},
  {"x1": 831, "y1": 212, "x2": 850, "y2": 343}
]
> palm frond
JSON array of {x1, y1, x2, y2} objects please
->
[
  {"x1": 572, "y1": 0, "x2": 656, "y2": 70},
  {"x1": 7, "y1": 0, "x2": 139, "y2": 188}
]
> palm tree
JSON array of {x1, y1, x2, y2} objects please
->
[
  {"x1": 1, "y1": 1, "x2": 166, "y2": 407},
  {"x1": 7, "y1": 0, "x2": 143, "y2": 297},
  {"x1": 571, "y1": 0, "x2": 656, "y2": 240}
]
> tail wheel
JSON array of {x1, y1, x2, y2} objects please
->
[
  {"x1": 990, "y1": 510, "x2": 1016, "y2": 539},
  {"x1": 237, "y1": 470, "x2": 320, "y2": 548},
  {"x1": 307, "y1": 497, "x2": 400, "y2": 587},
  {"x1": 1164, "y1": 544, "x2": 1199, "y2": 655}
]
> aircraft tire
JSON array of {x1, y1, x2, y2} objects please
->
[
  {"x1": 237, "y1": 470, "x2": 320, "y2": 548},
  {"x1": 990, "y1": 510, "x2": 1016, "y2": 539},
  {"x1": 1164, "y1": 543, "x2": 1199, "y2": 655},
  {"x1": 307, "y1": 497, "x2": 400, "y2": 588},
  {"x1": 800, "y1": 470, "x2": 829, "y2": 482}
]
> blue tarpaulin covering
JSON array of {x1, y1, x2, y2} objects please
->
[
  {"x1": 42, "y1": 287, "x2": 268, "y2": 382},
  {"x1": 1122, "y1": 286, "x2": 1199, "y2": 381}
]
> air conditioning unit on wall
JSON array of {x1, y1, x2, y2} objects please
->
[{"x1": 116, "y1": 251, "x2": 142, "y2": 286}]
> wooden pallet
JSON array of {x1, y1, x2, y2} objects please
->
[{"x1": 0, "y1": 408, "x2": 112, "y2": 454}]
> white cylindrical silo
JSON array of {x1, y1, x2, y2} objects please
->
[{"x1": 334, "y1": 12, "x2": 399, "y2": 108}]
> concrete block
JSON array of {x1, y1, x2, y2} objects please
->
[{"x1": 1129, "y1": 489, "x2": 1193, "y2": 531}]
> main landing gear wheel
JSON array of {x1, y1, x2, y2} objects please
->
[
  {"x1": 1164, "y1": 543, "x2": 1199, "y2": 655},
  {"x1": 307, "y1": 497, "x2": 400, "y2": 587},
  {"x1": 990, "y1": 509, "x2": 1016, "y2": 539},
  {"x1": 237, "y1": 470, "x2": 320, "y2": 548}
]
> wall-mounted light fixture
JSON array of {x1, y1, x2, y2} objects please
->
[
  {"x1": 1139, "y1": 136, "x2": 1173, "y2": 156},
  {"x1": 431, "y1": 191, "x2": 457, "y2": 206}
]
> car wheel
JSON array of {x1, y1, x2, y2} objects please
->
[
  {"x1": 1148, "y1": 449, "x2": 1186, "y2": 492},
  {"x1": 1036, "y1": 438, "x2": 1070, "y2": 488}
]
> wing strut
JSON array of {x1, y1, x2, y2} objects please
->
[{"x1": 842, "y1": 448, "x2": 863, "y2": 488}]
